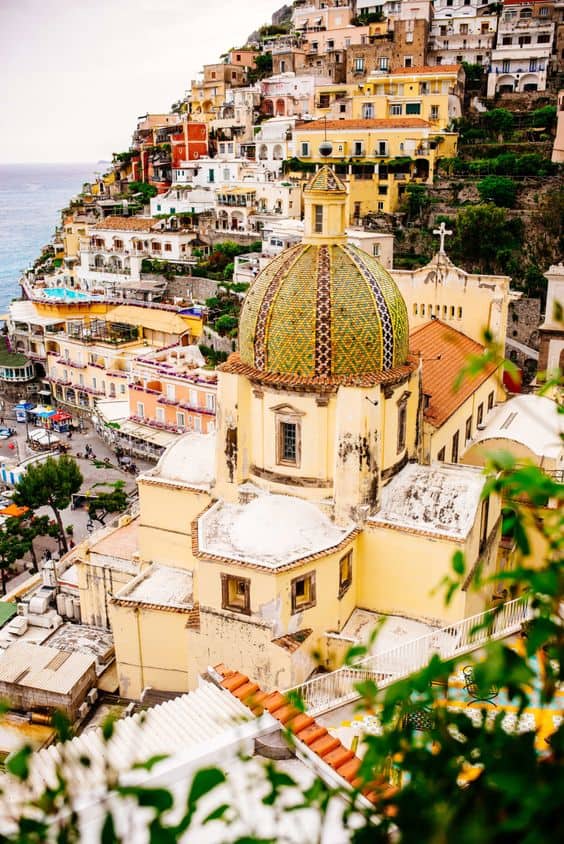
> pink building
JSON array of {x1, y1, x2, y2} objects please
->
[{"x1": 128, "y1": 345, "x2": 217, "y2": 435}]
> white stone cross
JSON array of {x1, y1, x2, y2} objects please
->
[{"x1": 433, "y1": 221, "x2": 453, "y2": 254}]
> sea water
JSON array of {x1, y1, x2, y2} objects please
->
[{"x1": 0, "y1": 162, "x2": 99, "y2": 313}]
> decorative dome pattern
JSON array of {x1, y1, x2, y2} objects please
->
[{"x1": 239, "y1": 242, "x2": 409, "y2": 379}]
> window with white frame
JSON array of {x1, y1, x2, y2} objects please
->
[{"x1": 156, "y1": 407, "x2": 165, "y2": 423}]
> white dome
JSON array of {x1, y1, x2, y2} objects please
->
[
  {"x1": 228, "y1": 494, "x2": 345, "y2": 563},
  {"x1": 153, "y1": 432, "x2": 216, "y2": 487}
]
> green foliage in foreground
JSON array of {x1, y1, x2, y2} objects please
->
[{"x1": 0, "y1": 394, "x2": 562, "y2": 841}]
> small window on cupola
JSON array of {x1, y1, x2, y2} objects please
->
[{"x1": 314, "y1": 204, "x2": 323, "y2": 233}]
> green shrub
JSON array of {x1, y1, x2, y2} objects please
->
[{"x1": 477, "y1": 176, "x2": 517, "y2": 207}]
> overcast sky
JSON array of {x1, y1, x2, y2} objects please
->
[{"x1": 0, "y1": 0, "x2": 279, "y2": 163}]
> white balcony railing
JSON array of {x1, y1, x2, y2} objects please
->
[{"x1": 284, "y1": 595, "x2": 531, "y2": 716}]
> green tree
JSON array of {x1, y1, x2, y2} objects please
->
[
  {"x1": 461, "y1": 62, "x2": 484, "y2": 85},
  {"x1": 529, "y1": 105, "x2": 557, "y2": 131},
  {"x1": 0, "y1": 518, "x2": 30, "y2": 594},
  {"x1": 477, "y1": 175, "x2": 517, "y2": 208},
  {"x1": 214, "y1": 314, "x2": 238, "y2": 336},
  {"x1": 452, "y1": 204, "x2": 523, "y2": 274},
  {"x1": 247, "y1": 51, "x2": 273, "y2": 82},
  {"x1": 127, "y1": 180, "x2": 158, "y2": 203},
  {"x1": 404, "y1": 184, "x2": 430, "y2": 221},
  {"x1": 17, "y1": 514, "x2": 60, "y2": 572},
  {"x1": 13, "y1": 456, "x2": 83, "y2": 554},
  {"x1": 87, "y1": 481, "x2": 128, "y2": 525},
  {"x1": 483, "y1": 108, "x2": 514, "y2": 140}
]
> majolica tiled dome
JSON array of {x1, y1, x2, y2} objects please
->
[{"x1": 238, "y1": 242, "x2": 409, "y2": 379}]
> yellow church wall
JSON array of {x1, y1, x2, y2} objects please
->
[
  {"x1": 76, "y1": 557, "x2": 135, "y2": 629},
  {"x1": 359, "y1": 524, "x2": 468, "y2": 622},
  {"x1": 189, "y1": 541, "x2": 358, "y2": 689},
  {"x1": 215, "y1": 369, "x2": 251, "y2": 499},
  {"x1": 109, "y1": 604, "x2": 190, "y2": 699},
  {"x1": 187, "y1": 609, "x2": 316, "y2": 691},
  {"x1": 257, "y1": 389, "x2": 336, "y2": 486},
  {"x1": 397, "y1": 266, "x2": 511, "y2": 348},
  {"x1": 197, "y1": 547, "x2": 356, "y2": 637},
  {"x1": 137, "y1": 480, "x2": 210, "y2": 575},
  {"x1": 426, "y1": 373, "x2": 501, "y2": 465},
  {"x1": 379, "y1": 373, "x2": 421, "y2": 475}
]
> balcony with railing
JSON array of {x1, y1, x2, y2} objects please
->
[{"x1": 285, "y1": 595, "x2": 532, "y2": 716}]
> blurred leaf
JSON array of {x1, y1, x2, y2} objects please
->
[{"x1": 6, "y1": 745, "x2": 32, "y2": 780}]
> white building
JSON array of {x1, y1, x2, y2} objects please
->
[
  {"x1": 77, "y1": 217, "x2": 199, "y2": 291},
  {"x1": 215, "y1": 179, "x2": 302, "y2": 236},
  {"x1": 172, "y1": 157, "x2": 256, "y2": 187},
  {"x1": 253, "y1": 117, "x2": 299, "y2": 173},
  {"x1": 429, "y1": 0, "x2": 498, "y2": 68},
  {"x1": 487, "y1": 1, "x2": 555, "y2": 96},
  {"x1": 150, "y1": 186, "x2": 216, "y2": 216}
]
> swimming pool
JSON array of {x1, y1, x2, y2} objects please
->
[{"x1": 43, "y1": 287, "x2": 90, "y2": 301}]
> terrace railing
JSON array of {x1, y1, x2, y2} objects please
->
[{"x1": 285, "y1": 595, "x2": 532, "y2": 716}]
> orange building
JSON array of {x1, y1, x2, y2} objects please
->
[{"x1": 128, "y1": 345, "x2": 217, "y2": 435}]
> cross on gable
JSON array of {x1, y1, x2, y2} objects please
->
[{"x1": 433, "y1": 221, "x2": 453, "y2": 254}]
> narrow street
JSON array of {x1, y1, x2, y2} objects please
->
[{"x1": 0, "y1": 409, "x2": 154, "y2": 590}]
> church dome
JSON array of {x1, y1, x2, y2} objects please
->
[{"x1": 239, "y1": 240, "x2": 409, "y2": 381}]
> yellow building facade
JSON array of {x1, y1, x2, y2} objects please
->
[
  {"x1": 292, "y1": 119, "x2": 458, "y2": 215},
  {"x1": 352, "y1": 65, "x2": 465, "y2": 131},
  {"x1": 76, "y1": 167, "x2": 506, "y2": 700}
]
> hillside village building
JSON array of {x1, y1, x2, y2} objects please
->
[
  {"x1": 352, "y1": 65, "x2": 465, "y2": 128},
  {"x1": 429, "y1": 0, "x2": 499, "y2": 68},
  {"x1": 72, "y1": 167, "x2": 510, "y2": 699},
  {"x1": 291, "y1": 117, "x2": 458, "y2": 215},
  {"x1": 77, "y1": 216, "x2": 201, "y2": 294},
  {"x1": 487, "y1": 0, "x2": 556, "y2": 96}
]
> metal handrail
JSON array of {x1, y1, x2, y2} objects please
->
[{"x1": 284, "y1": 595, "x2": 531, "y2": 716}]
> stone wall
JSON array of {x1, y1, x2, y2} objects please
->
[
  {"x1": 164, "y1": 275, "x2": 220, "y2": 303},
  {"x1": 508, "y1": 298, "x2": 541, "y2": 348},
  {"x1": 201, "y1": 326, "x2": 237, "y2": 355}
]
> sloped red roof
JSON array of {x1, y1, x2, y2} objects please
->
[
  {"x1": 295, "y1": 118, "x2": 430, "y2": 131},
  {"x1": 215, "y1": 664, "x2": 397, "y2": 805},
  {"x1": 409, "y1": 320, "x2": 499, "y2": 428}
]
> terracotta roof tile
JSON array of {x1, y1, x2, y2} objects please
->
[
  {"x1": 214, "y1": 665, "x2": 387, "y2": 803},
  {"x1": 287, "y1": 713, "x2": 315, "y2": 734},
  {"x1": 310, "y1": 734, "x2": 341, "y2": 755},
  {"x1": 295, "y1": 118, "x2": 430, "y2": 131},
  {"x1": 409, "y1": 320, "x2": 499, "y2": 428},
  {"x1": 232, "y1": 681, "x2": 260, "y2": 702},
  {"x1": 337, "y1": 757, "x2": 362, "y2": 783},
  {"x1": 324, "y1": 745, "x2": 354, "y2": 769},
  {"x1": 271, "y1": 629, "x2": 313, "y2": 653},
  {"x1": 272, "y1": 703, "x2": 300, "y2": 725},
  {"x1": 263, "y1": 691, "x2": 287, "y2": 713},
  {"x1": 93, "y1": 216, "x2": 157, "y2": 232},
  {"x1": 296, "y1": 723, "x2": 328, "y2": 746},
  {"x1": 219, "y1": 352, "x2": 417, "y2": 391},
  {"x1": 386, "y1": 64, "x2": 462, "y2": 75},
  {"x1": 221, "y1": 672, "x2": 249, "y2": 693}
]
